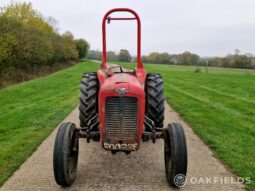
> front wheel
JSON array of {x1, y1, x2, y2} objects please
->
[
  {"x1": 53, "y1": 122, "x2": 79, "y2": 187},
  {"x1": 164, "y1": 123, "x2": 188, "y2": 187}
]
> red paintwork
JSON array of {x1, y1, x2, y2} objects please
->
[
  {"x1": 98, "y1": 73, "x2": 145, "y2": 150},
  {"x1": 98, "y1": 9, "x2": 146, "y2": 151},
  {"x1": 101, "y1": 8, "x2": 143, "y2": 69},
  {"x1": 97, "y1": 68, "x2": 146, "y2": 86}
]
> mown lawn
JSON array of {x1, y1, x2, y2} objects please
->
[
  {"x1": 0, "y1": 60, "x2": 254, "y2": 190},
  {"x1": 116, "y1": 62, "x2": 255, "y2": 190},
  {"x1": 0, "y1": 60, "x2": 99, "y2": 186},
  {"x1": 162, "y1": 65, "x2": 255, "y2": 190}
]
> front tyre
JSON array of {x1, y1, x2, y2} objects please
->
[
  {"x1": 53, "y1": 122, "x2": 79, "y2": 187},
  {"x1": 164, "y1": 123, "x2": 188, "y2": 187}
]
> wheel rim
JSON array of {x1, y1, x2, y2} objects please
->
[{"x1": 67, "y1": 153, "x2": 78, "y2": 175}]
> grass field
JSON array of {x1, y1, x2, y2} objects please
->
[
  {"x1": 0, "y1": 60, "x2": 254, "y2": 189},
  {"x1": 0, "y1": 60, "x2": 98, "y2": 186}
]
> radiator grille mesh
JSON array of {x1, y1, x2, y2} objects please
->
[{"x1": 105, "y1": 96, "x2": 137, "y2": 141}]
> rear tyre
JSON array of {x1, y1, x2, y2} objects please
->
[
  {"x1": 53, "y1": 122, "x2": 79, "y2": 187},
  {"x1": 164, "y1": 123, "x2": 187, "y2": 187},
  {"x1": 145, "y1": 73, "x2": 165, "y2": 130},
  {"x1": 79, "y1": 72, "x2": 99, "y2": 129}
]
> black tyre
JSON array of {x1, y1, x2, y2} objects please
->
[
  {"x1": 53, "y1": 122, "x2": 79, "y2": 187},
  {"x1": 145, "y1": 73, "x2": 165, "y2": 129},
  {"x1": 79, "y1": 72, "x2": 99, "y2": 129},
  {"x1": 164, "y1": 123, "x2": 188, "y2": 187}
]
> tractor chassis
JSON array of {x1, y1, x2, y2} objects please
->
[{"x1": 71, "y1": 115, "x2": 166, "y2": 153}]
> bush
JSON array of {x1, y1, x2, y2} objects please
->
[
  {"x1": 194, "y1": 67, "x2": 202, "y2": 73},
  {"x1": 0, "y1": 2, "x2": 79, "y2": 86},
  {"x1": 75, "y1": 39, "x2": 90, "y2": 59}
]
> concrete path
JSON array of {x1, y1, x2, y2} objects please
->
[{"x1": 0, "y1": 102, "x2": 245, "y2": 191}]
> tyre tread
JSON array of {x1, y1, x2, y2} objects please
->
[
  {"x1": 79, "y1": 72, "x2": 99, "y2": 129},
  {"x1": 164, "y1": 123, "x2": 188, "y2": 187},
  {"x1": 145, "y1": 73, "x2": 165, "y2": 129}
]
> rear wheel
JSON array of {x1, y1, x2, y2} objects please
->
[
  {"x1": 145, "y1": 73, "x2": 165, "y2": 130},
  {"x1": 53, "y1": 122, "x2": 79, "y2": 187},
  {"x1": 164, "y1": 123, "x2": 188, "y2": 187},
  {"x1": 79, "y1": 72, "x2": 99, "y2": 129}
]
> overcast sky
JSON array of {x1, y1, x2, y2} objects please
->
[{"x1": 2, "y1": 0, "x2": 255, "y2": 57}]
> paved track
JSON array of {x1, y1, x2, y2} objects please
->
[{"x1": 0, "y1": 102, "x2": 245, "y2": 191}]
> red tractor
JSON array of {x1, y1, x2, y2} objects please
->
[{"x1": 53, "y1": 8, "x2": 187, "y2": 187}]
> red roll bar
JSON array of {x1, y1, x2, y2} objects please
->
[{"x1": 101, "y1": 8, "x2": 143, "y2": 69}]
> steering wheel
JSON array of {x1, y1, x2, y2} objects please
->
[{"x1": 107, "y1": 65, "x2": 123, "y2": 73}]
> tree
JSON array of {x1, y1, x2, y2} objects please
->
[
  {"x1": 118, "y1": 49, "x2": 131, "y2": 62},
  {"x1": 142, "y1": 55, "x2": 148, "y2": 63},
  {"x1": 187, "y1": 53, "x2": 200, "y2": 65},
  {"x1": 177, "y1": 52, "x2": 200, "y2": 65},
  {"x1": 75, "y1": 39, "x2": 90, "y2": 59},
  {"x1": 147, "y1": 52, "x2": 160, "y2": 64},
  {"x1": 159, "y1": 53, "x2": 171, "y2": 64},
  {"x1": 107, "y1": 51, "x2": 118, "y2": 61},
  {"x1": 177, "y1": 52, "x2": 191, "y2": 65},
  {"x1": 1, "y1": 2, "x2": 56, "y2": 32},
  {"x1": 86, "y1": 49, "x2": 255, "y2": 69},
  {"x1": 87, "y1": 50, "x2": 101, "y2": 60},
  {"x1": 233, "y1": 55, "x2": 251, "y2": 68},
  {"x1": 62, "y1": 31, "x2": 74, "y2": 39}
]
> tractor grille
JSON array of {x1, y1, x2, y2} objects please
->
[{"x1": 105, "y1": 96, "x2": 138, "y2": 141}]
